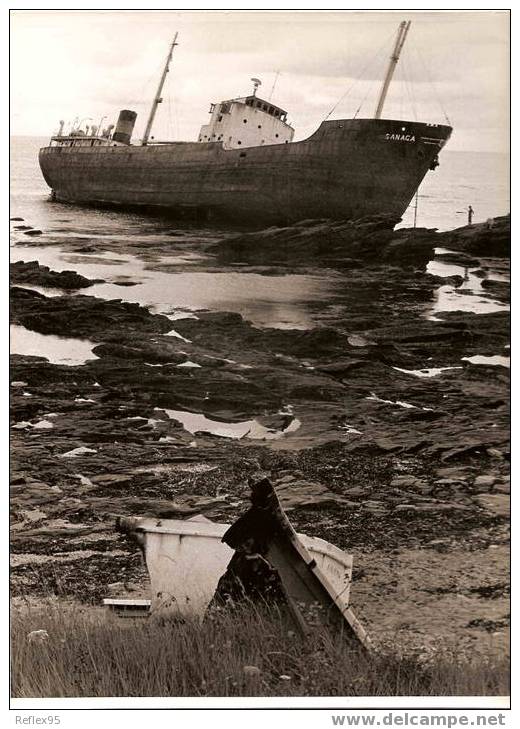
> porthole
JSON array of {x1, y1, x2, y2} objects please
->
[
  {"x1": 275, "y1": 133, "x2": 279, "y2": 138},
  {"x1": 258, "y1": 125, "x2": 262, "y2": 129},
  {"x1": 237, "y1": 141, "x2": 242, "y2": 145},
  {"x1": 243, "y1": 119, "x2": 247, "y2": 123}
]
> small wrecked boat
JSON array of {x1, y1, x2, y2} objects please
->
[{"x1": 117, "y1": 478, "x2": 371, "y2": 649}]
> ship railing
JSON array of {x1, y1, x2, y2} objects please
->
[{"x1": 49, "y1": 135, "x2": 113, "y2": 147}]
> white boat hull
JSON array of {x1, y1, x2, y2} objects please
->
[{"x1": 120, "y1": 515, "x2": 353, "y2": 618}]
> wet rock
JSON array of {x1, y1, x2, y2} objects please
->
[
  {"x1": 212, "y1": 215, "x2": 510, "y2": 272},
  {"x1": 436, "y1": 466, "x2": 473, "y2": 480},
  {"x1": 10, "y1": 287, "x2": 173, "y2": 340},
  {"x1": 18, "y1": 509, "x2": 47, "y2": 524},
  {"x1": 371, "y1": 438, "x2": 403, "y2": 453},
  {"x1": 390, "y1": 475, "x2": 427, "y2": 489},
  {"x1": 394, "y1": 503, "x2": 471, "y2": 513},
  {"x1": 12, "y1": 421, "x2": 33, "y2": 430},
  {"x1": 316, "y1": 358, "x2": 367, "y2": 376},
  {"x1": 277, "y1": 474, "x2": 296, "y2": 485},
  {"x1": 362, "y1": 500, "x2": 387, "y2": 513},
  {"x1": 10, "y1": 261, "x2": 102, "y2": 290},
  {"x1": 369, "y1": 320, "x2": 468, "y2": 346},
  {"x1": 275, "y1": 479, "x2": 348, "y2": 509},
  {"x1": 473, "y1": 475, "x2": 496, "y2": 491},
  {"x1": 32, "y1": 420, "x2": 54, "y2": 430},
  {"x1": 480, "y1": 279, "x2": 510, "y2": 302},
  {"x1": 438, "y1": 440, "x2": 503, "y2": 462},
  {"x1": 467, "y1": 617, "x2": 509, "y2": 633},
  {"x1": 343, "y1": 485, "x2": 369, "y2": 498},
  {"x1": 437, "y1": 472, "x2": 468, "y2": 485},
  {"x1": 380, "y1": 230, "x2": 435, "y2": 267},
  {"x1": 91, "y1": 474, "x2": 133, "y2": 488},
  {"x1": 11, "y1": 481, "x2": 62, "y2": 506},
  {"x1": 92, "y1": 342, "x2": 186, "y2": 365},
  {"x1": 211, "y1": 215, "x2": 439, "y2": 268},
  {"x1": 437, "y1": 215, "x2": 510, "y2": 257},
  {"x1": 59, "y1": 446, "x2": 97, "y2": 458},
  {"x1": 473, "y1": 493, "x2": 509, "y2": 517},
  {"x1": 486, "y1": 448, "x2": 505, "y2": 460},
  {"x1": 393, "y1": 504, "x2": 419, "y2": 512},
  {"x1": 469, "y1": 583, "x2": 509, "y2": 599}
]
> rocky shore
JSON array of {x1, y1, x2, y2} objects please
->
[
  {"x1": 10, "y1": 260, "x2": 103, "y2": 290},
  {"x1": 10, "y1": 214, "x2": 510, "y2": 657}
]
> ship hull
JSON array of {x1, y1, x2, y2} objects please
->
[{"x1": 39, "y1": 118, "x2": 451, "y2": 225}]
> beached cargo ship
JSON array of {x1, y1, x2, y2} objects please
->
[{"x1": 38, "y1": 23, "x2": 452, "y2": 225}]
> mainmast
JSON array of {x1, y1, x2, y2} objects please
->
[
  {"x1": 142, "y1": 33, "x2": 178, "y2": 145},
  {"x1": 374, "y1": 21, "x2": 411, "y2": 120}
]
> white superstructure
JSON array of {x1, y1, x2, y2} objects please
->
[{"x1": 198, "y1": 93, "x2": 295, "y2": 149}]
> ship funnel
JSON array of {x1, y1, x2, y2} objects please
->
[{"x1": 113, "y1": 110, "x2": 137, "y2": 145}]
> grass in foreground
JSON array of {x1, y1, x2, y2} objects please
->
[{"x1": 11, "y1": 601, "x2": 509, "y2": 698}]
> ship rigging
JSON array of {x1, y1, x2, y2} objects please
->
[{"x1": 39, "y1": 21, "x2": 452, "y2": 226}]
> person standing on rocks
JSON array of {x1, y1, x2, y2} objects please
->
[{"x1": 468, "y1": 205, "x2": 474, "y2": 225}]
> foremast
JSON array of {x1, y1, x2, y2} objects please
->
[
  {"x1": 374, "y1": 20, "x2": 411, "y2": 119},
  {"x1": 142, "y1": 32, "x2": 178, "y2": 145}
]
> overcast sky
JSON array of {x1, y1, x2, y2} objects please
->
[{"x1": 10, "y1": 10, "x2": 509, "y2": 152}]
